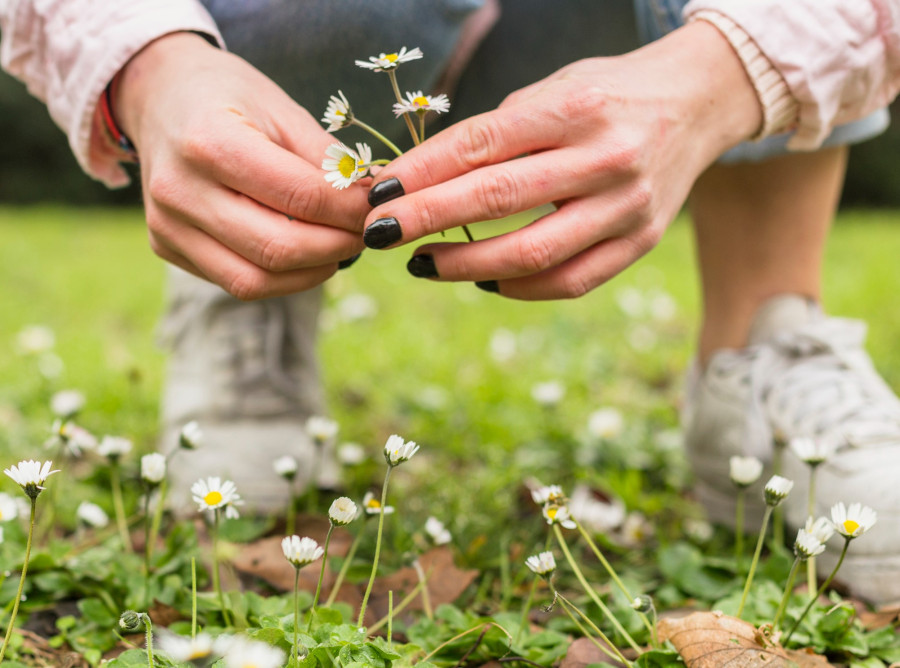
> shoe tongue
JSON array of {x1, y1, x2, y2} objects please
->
[{"x1": 747, "y1": 294, "x2": 822, "y2": 345}]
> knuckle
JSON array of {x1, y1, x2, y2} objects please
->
[
  {"x1": 558, "y1": 84, "x2": 605, "y2": 121},
  {"x1": 180, "y1": 129, "x2": 219, "y2": 166},
  {"x1": 225, "y1": 270, "x2": 268, "y2": 302},
  {"x1": 257, "y1": 237, "x2": 295, "y2": 272},
  {"x1": 478, "y1": 169, "x2": 520, "y2": 219},
  {"x1": 283, "y1": 176, "x2": 325, "y2": 221},
  {"x1": 458, "y1": 120, "x2": 502, "y2": 169},
  {"x1": 145, "y1": 171, "x2": 184, "y2": 209},
  {"x1": 558, "y1": 271, "x2": 593, "y2": 299},
  {"x1": 514, "y1": 234, "x2": 556, "y2": 275}
]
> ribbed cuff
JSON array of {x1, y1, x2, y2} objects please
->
[{"x1": 689, "y1": 10, "x2": 798, "y2": 140}]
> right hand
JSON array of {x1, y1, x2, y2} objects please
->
[{"x1": 114, "y1": 32, "x2": 368, "y2": 300}]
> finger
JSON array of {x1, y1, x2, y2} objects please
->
[
  {"x1": 365, "y1": 147, "x2": 610, "y2": 246},
  {"x1": 477, "y1": 233, "x2": 650, "y2": 302},
  {"x1": 148, "y1": 213, "x2": 338, "y2": 300},
  {"x1": 370, "y1": 102, "x2": 573, "y2": 197},
  {"x1": 404, "y1": 187, "x2": 648, "y2": 281},
  {"x1": 178, "y1": 117, "x2": 369, "y2": 231},
  {"x1": 150, "y1": 181, "x2": 364, "y2": 271}
]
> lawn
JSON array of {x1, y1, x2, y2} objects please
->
[{"x1": 0, "y1": 206, "x2": 898, "y2": 667}]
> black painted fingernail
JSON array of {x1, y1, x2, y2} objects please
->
[
  {"x1": 475, "y1": 280, "x2": 499, "y2": 293},
  {"x1": 364, "y1": 217, "x2": 402, "y2": 249},
  {"x1": 338, "y1": 252, "x2": 362, "y2": 270},
  {"x1": 368, "y1": 177, "x2": 405, "y2": 207},
  {"x1": 407, "y1": 254, "x2": 438, "y2": 279}
]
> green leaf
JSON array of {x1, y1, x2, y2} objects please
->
[{"x1": 635, "y1": 648, "x2": 685, "y2": 667}]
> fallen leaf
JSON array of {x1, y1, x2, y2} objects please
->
[
  {"x1": 559, "y1": 636, "x2": 628, "y2": 667},
  {"x1": 658, "y1": 612, "x2": 835, "y2": 668},
  {"x1": 858, "y1": 603, "x2": 900, "y2": 630}
]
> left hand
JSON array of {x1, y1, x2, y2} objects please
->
[{"x1": 362, "y1": 22, "x2": 762, "y2": 300}]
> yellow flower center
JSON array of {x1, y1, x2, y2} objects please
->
[
  {"x1": 385, "y1": 53, "x2": 399, "y2": 62},
  {"x1": 188, "y1": 649, "x2": 211, "y2": 659},
  {"x1": 843, "y1": 519, "x2": 860, "y2": 535},
  {"x1": 547, "y1": 507, "x2": 558, "y2": 520},
  {"x1": 338, "y1": 154, "x2": 356, "y2": 178},
  {"x1": 204, "y1": 491, "x2": 223, "y2": 506},
  {"x1": 413, "y1": 95, "x2": 429, "y2": 108},
  {"x1": 367, "y1": 499, "x2": 381, "y2": 509}
]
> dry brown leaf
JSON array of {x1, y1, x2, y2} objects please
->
[
  {"x1": 559, "y1": 636, "x2": 628, "y2": 667},
  {"x1": 859, "y1": 604, "x2": 900, "y2": 630},
  {"x1": 658, "y1": 611, "x2": 834, "y2": 668},
  {"x1": 365, "y1": 547, "x2": 478, "y2": 623}
]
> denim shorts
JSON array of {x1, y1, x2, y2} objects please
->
[{"x1": 633, "y1": 0, "x2": 890, "y2": 162}]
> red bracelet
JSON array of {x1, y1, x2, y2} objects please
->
[{"x1": 99, "y1": 82, "x2": 138, "y2": 161}]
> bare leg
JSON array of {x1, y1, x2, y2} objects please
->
[{"x1": 689, "y1": 146, "x2": 848, "y2": 365}]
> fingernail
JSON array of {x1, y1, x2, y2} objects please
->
[
  {"x1": 364, "y1": 217, "x2": 402, "y2": 249},
  {"x1": 406, "y1": 254, "x2": 438, "y2": 279},
  {"x1": 475, "y1": 280, "x2": 499, "y2": 293},
  {"x1": 337, "y1": 252, "x2": 362, "y2": 270},
  {"x1": 368, "y1": 177, "x2": 405, "y2": 207}
]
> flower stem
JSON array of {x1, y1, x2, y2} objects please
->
[
  {"x1": 309, "y1": 524, "x2": 334, "y2": 630},
  {"x1": 144, "y1": 492, "x2": 152, "y2": 576},
  {"x1": 368, "y1": 580, "x2": 424, "y2": 633},
  {"x1": 110, "y1": 461, "x2": 132, "y2": 550},
  {"x1": 148, "y1": 479, "x2": 167, "y2": 564},
  {"x1": 558, "y1": 593, "x2": 633, "y2": 667},
  {"x1": 773, "y1": 556, "x2": 801, "y2": 629},
  {"x1": 387, "y1": 71, "x2": 419, "y2": 146},
  {"x1": 351, "y1": 119, "x2": 404, "y2": 157},
  {"x1": 413, "y1": 559, "x2": 433, "y2": 621},
  {"x1": 143, "y1": 615, "x2": 155, "y2": 668},
  {"x1": 575, "y1": 520, "x2": 655, "y2": 642},
  {"x1": 387, "y1": 591, "x2": 394, "y2": 646},
  {"x1": 0, "y1": 498, "x2": 36, "y2": 663},
  {"x1": 191, "y1": 557, "x2": 197, "y2": 640},
  {"x1": 735, "y1": 489, "x2": 745, "y2": 567},
  {"x1": 737, "y1": 506, "x2": 773, "y2": 619},
  {"x1": 784, "y1": 538, "x2": 850, "y2": 643},
  {"x1": 553, "y1": 524, "x2": 640, "y2": 653},
  {"x1": 772, "y1": 441, "x2": 785, "y2": 546},
  {"x1": 210, "y1": 510, "x2": 232, "y2": 627},
  {"x1": 307, "y1": 443, "x2": 322, "y2": 514},
  {"x1": 286, "y1": 485, "x2": 297, "y2": 538},
  {"x1": 358, "y1": 466, "x2": 393, "y2": 628},
  {"x1": 325, "y1": 527, "x2": 363, "y2": 607},
  {"x1": 293, "y1": 567, "x2": 301, "y2": 664}
]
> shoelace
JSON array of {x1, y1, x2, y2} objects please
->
[{"x1": 758, "y1": 318, "x2": 900, "y2": 449}]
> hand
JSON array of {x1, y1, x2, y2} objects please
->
[
  {"x1": 363, "y1": 22, "x2": 762, "y2": 300},
  {"x1": 114, "y1": 33, "x2": 368, "y2": 300}
]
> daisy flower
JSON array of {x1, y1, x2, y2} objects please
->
[
  {"x1": 282, "y1": 535, "x2": 324, "y2": 568},
  {"x1": 530, "y1": 380, "x2": 565, "y2": 406},
  {"x1": 97, "y1": 435, "x2": 132, "y2": 460},
  {"x1": 273, "y1": 455, "x2": 298, "y2": 480},
  {"x1": 383, "y1": 434, "x2": 419, "y2": 466},
  {"x1": 157, "y1": 631, "x2": 214, "y2": 663},
  {"x1": 216, "y1": 635, "x2": 285, "y2": 668},
  {"x1": 140, "y1": 453, "x2": 166, "y2": 485},
  {"x1": 831, "y1": 502, "x2": 877, "y2": 539},
  {"x1": 0, "y1": 493, "x2": 19, "y2": 522},
  {"x1": 804, "y1": 515, "x2": 835, "y2": 544},
  {"x1": 525, "y1": 551, "x2": 556, "y2": 577},
  {"x1": 322, "y1": 142, "x2": 373, "y2": 190},
  {"x1": 76, "y1": 501, "x2": 109, "y2": 529},
  {"x1": 789, "y1": 436, "x2": 838, "y2": 466},
  {"x1": 393, "y1": 91, "x2": 450, "y2": 116},
  {"x1": 305, "y1": 416, "x2": 339, "y2": 445},
  {"x1": 729, "y1": 455, "x2": 764, "y2": 488},
  {"x1": 179, "y1": 421, "x2": 203, "y2": 450},
  {"x1": 587, "y1": 407, "x2": 625, "y2": 440},
  {"x1": 543, "y1": 503, "x2": 577, "y2": 529},
  {"x1": 568, "y1": 485, "x2": 626, "y2": 533},
  {"x1": 362, "y1": 491, "x2": 394, "y2": 515},
  {"x1": 321, "y1": 90, "x2": 354, "y2": 132},
  {"x1": 793, "y1": 527, "x2": 826, "y2": 559},
  {"x1": 355, "y1": 46, "x2": 423, "y2": 72},
  {"x1": 337, "y1": 442, "x2": 366, "y2": 465},
  {"x1": 763, "y1": 475, "x2": 793, "y2": 507},
  {"x1": 631, "y1": 595, "x2": 654, "y2": 614},
  {"x1": 531, "y1": 484, "x2": 566, "y2": 506},
  {"x1": 50, "y1": 389, "x2": 85, "y2": 418},
  {"x1": 47, "y1": 420, "x2": 97, "y2": 457},
  {"x1": 424, "y1": 516, "x2": 452, "y2": 545},
  {"x1": 4, "y1": 460, "x2": 59, "y2": 499},
  {"x1": 328, "y1": 496, "x2": 359, "y2": 526},
  {"x1": 191, "y1": 477, "x2": 243, "y2": 518}
]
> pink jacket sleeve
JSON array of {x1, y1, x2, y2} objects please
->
[
  {"x1": 0, "y1": 0, "x2": 224, "y2": 187},
  {"x1": 684, "y1": 0, "x2": 900, "y2": 150}
]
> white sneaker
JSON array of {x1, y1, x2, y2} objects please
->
[
  {"x1": 158, "y1": 267, "x2": 339, "y2": 514},
  {"x1": 683, "y1": 294, "x2": 900, "y2": 604}
]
